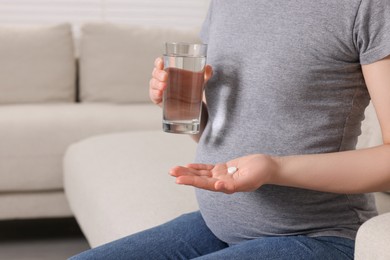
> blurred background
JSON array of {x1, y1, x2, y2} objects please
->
[{"x1": 0, "y1": 1, "x2": 210, "y2": 259}]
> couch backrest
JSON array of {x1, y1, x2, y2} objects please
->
[
  {"x1": 0, "y1": 23, "x2": 76, "y2": 104},
  {"x1": 0, "y1": 22, "x2": 200, "y2": 105},
  {"x1": 78, "y1": 23, "x2": 201, "y2": 104},
  {"x1": 0, "y1": 22, "x2": 384, "y2": 147}
]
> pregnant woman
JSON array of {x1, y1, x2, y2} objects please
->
[{"x1": 71, "y1": 1, "x2": 390, "y2": 259}]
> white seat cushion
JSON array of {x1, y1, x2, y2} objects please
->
[
  {"x1": 355, "y1": 212, "x2": 390, "y2": 260},
  {"x1": 64, "y1": 131, "x2": 199, "y2": 247}
]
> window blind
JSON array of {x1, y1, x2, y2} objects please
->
[{"x1": 0, "y1": 0, "x2": 210, "y2": 29}]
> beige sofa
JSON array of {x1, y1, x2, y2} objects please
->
[{"x1": 0, "y1": 23, "x2": 199, "y2": 220}]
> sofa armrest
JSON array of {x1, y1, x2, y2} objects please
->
[{"x1": 355, "y1": 213, "x2": 390, "y2": 260}]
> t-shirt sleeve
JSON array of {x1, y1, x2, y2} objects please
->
[
  {"x1": 199, "y1": 0, "x2": 214, "y2": 44},
  {"x1": 354, "y1": 0, "x2": 390, "y2": 65}
]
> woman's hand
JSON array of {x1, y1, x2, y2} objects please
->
[
  {"x1": 149, "y1": 57, "x2": 168, "y2": 106},
  {"x1": 169, "y1": 154, "x2": 279, "y2": 194},
  {"x1": 149, "y1": 57, "x2": 213, "y2": 107}
]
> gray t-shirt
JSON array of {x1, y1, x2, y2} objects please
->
[{"x1": 195, "y1": 0, "x2": 390, "y2": 245}]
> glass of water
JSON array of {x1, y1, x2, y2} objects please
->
[{"x1": 162, "y1": 42, "x2": 208, "y2": 134}]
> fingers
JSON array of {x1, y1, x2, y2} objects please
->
[
  {"x1": 149, "y1": 57, "x2": 168, "y2": 105},
  {"x1": 149, "y1": 82, "x2": 164, "y2": 105},
  {"x1": 152, "y1": 67, "x2": 168, "y2": 82},
  {"x1": 176, "y1": 176, "x2": 235, "y2": 194},
  {"x1": 154, "y1": 57, "x2": 164, "y2": 70},
  {"x1": 204, "y1": 65, "x2": 213, "y2": 83},
  {"x1": 152, "y1": 57, "x2": 167, "y2": 82},
  {"x1": 176, "y1": 175, "x2": 217, "y2": 192},
  {"x1": 170, "y1": 166, "x2": 212, "y2": 177},
  {"x1": 171, "y1": 163, "x2": 237, "y2": 194},
  {"x1": 185, "y1": 163, "x2": 214, "y2": 171},
  {"x1": 172, "y1": 164, "x2": 219, "y2": 192},
  {"x1": 149, "y1": 78, "x2": 166, "y2": 93}
]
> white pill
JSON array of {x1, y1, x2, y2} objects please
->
[{"x1": 227, "y1": 167, "x2": 238, "y2": 174}]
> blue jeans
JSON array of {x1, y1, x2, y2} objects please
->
[{"x1": 70, "y1": 211, "x2": 354, "y2": 260}]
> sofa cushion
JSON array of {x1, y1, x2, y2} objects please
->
[
  {"x1": 0, "y1": 103, "x2": 161, "y2": 192},
  {"x1": 355, "y1": 212, "x2": 390, "y2": 260},
  {"x1": 79, "y1": 23, "x2": 200, "y2": 104},
  {"x1": 0, "y1": 24, "x2": 76, "y2": 104},
  {"x1": 64, "y1": 131, "x2": 198, "y2": 247}
]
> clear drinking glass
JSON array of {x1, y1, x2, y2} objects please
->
[{"x1": 162, "y1": 42, "x2": 207, "y2": 134}]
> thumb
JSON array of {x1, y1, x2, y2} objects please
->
[{"x1": 215, "y1": 181, "x2": 235, "y2": 194}]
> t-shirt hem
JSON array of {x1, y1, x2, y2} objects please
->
[{"x1": 306, "y1": 230, "x2": 356, "y2": 241}]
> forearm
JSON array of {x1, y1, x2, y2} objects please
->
[
  {"x1": 271, "y1": 145, "x2": 390, "y2": 194},
  {"x1": 191, "y1": 102, "x2": 208, "y2": 143}
]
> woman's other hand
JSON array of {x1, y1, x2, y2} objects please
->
[{"x1": 169, "y1": 154, "x2": 279, "y2": 194}]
